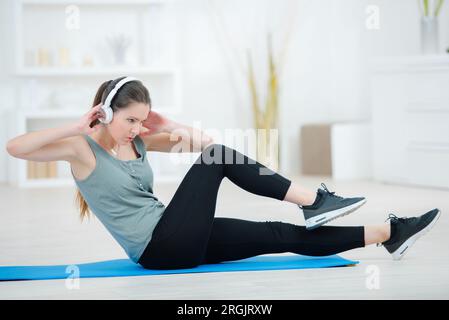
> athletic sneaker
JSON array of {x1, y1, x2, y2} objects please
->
[
  {"x1": 377, "y1": 208, "x2": 441, "y2": 260},
  {"x1": 299, "y1": 183, "x2": 366, "y2": 230}
]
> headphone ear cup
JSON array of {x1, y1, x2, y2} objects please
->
[{"x1": 99, "y1": 105, "x2": 113, "y2": 124}]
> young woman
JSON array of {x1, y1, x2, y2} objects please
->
[{"x1": 6, "y1": 76, "x2": 441, "y2": 270}]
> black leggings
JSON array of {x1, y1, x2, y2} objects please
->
[{"x1": 138, "y1": 144, "x2": 365, "y2": 270}]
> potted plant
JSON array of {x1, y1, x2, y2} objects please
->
[{"x1": 247, "y1": 34, "x2": 281, "y2": 171}]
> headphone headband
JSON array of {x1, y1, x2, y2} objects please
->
[{"x1": 99, "y1": 76, "x2": 139, "y2": 124}]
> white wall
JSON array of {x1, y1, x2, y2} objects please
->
[
  {"x1": 172, "y1": 0, "x2": 382, "y2": 175},
  {"x1": 174, "y1": 0, "x2": 357, "y2": 175}
]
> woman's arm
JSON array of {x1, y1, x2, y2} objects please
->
[
  {"x1": 6, "y1": 103, "x2": 103, "y2": 161},
  {"x1": 164, "y1": 120, "x2": 214, "y2": 152},
  {"x1": 141, "y1": 110, "x2": 214, "y2": 152},
  {"x1": 6, "y1": 122, "x2": 80, "y2": 159}
]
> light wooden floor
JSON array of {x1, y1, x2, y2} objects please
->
[{"x1": 0, "y1": 174, "x2": 448, "y2": 299}]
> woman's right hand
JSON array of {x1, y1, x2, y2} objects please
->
[{"x1": 74, "y1": 103, "x2": 105, "y2": 135}]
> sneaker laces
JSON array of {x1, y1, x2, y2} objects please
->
[
  {"x1": 377, "y1": 213, "x2": 401, "y2": 247},
  {"x1": 385, "y1": 213, "x2": 417, "y2": 224},
  {"x1": 299, "y1": 183, "x2": 343, "y2": 209},
  {"x1": 320, "y1": 183, "x2": 343, "y2": 200},
  {"x1": 376, "y1": 213, "x2": 416, "y2": 247},
  {"x1": 385, "y1": 213, "x2": 401, "y2": 223}
]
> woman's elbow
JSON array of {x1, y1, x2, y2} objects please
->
[{"x1": 6, "y1": 140, "x2": 18, "y2": 157}]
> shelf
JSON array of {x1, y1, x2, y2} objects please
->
[
  {"x1": 20, "y1": 0, "x2": 169, "y2": 5},
  {"x1": 18, "y1": 106, "x2": 178, "y2": 119},
  {"x1": 20, "y1": 109, "x2": 85, "y2": 118},
  {"x1": 369, "y1": 54, "x2": 449, "y2": 73},
  {"x1": 16, "y1": 66, "x2": 179, "y2": 77}
]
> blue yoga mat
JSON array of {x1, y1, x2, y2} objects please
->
[{"x1": 0, "y1": 254, "x2": 358, "y2": 281}]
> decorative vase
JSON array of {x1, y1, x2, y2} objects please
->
[
  {"x1": 420, "y1": 16, "x2": 439, "y2": 54},
  {"x1": 106, "y1": 34, "x2": 132, "y2": 65}
]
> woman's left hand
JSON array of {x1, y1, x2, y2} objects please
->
[{"x1": 140, "y1": 110, "x2": 171, "y2": 137}]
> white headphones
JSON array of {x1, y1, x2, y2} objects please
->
[{"x1": 99, "y1": 76, "x2": 139, "y2": 124}]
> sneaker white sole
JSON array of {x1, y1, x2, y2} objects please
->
[
  {"x1": 391, "y1": 209, "x2": 441, "y2": 261},
  {"x1": 305, "y1": 199, "x2": 367, "y2": 230}
]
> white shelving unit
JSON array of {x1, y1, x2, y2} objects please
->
[
  {"x1": 16, "y1": 66, "x2": 180, "y2": 77},
  {"x1": 8, "y1": 0, "x2": 186, "y2": 188}
]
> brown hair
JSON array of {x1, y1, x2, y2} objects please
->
[{"x1": 75, "y1": 76, "x2": 152, "y2": 222}]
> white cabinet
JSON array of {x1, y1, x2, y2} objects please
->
[{"x1": 370, "y1": 55, "x2": 449, "y2": 189}]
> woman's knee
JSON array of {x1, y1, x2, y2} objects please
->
[
  {"x1": 200, "y1": 143, "x2": 242, "y2": 166},
  {"x1": 196, "y1": 143, "x2": 226, "y2": 166}
]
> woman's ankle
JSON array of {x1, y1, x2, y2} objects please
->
[
  {"x1": 381, "y1": 223, "x2": 391, "y2": 243},
  {"x1": 364, "y1": 224, "x2": 391, "y2": 246},
  {"x1": 283, "y1": 183, "x2": 317, "y2": 206}
]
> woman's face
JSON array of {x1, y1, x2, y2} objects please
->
[{"x1": 107, "y1": 102, "x2": 150, "y2": 145}]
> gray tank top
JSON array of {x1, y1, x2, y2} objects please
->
[{"x1": 71, "y1": 134, "x2": 166, "y2": 263}]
